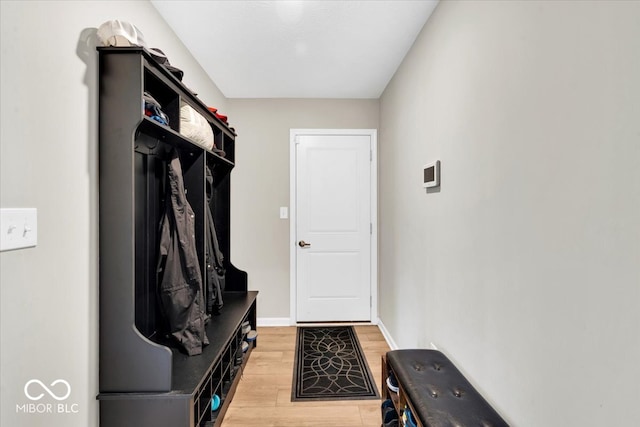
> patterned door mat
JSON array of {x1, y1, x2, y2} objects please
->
[{"x1": 292, "y1": 326, "x2": 380, "y2": 401}]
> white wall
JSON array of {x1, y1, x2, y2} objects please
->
[
  {"x1": 0, "y1": 2, "x2": 226, "y2": 426},
  {"x1": 227, "y1": 99, "x2": 379, "y2": 320},
  {"x1": 378, "y1": 1, "x2": 640, "y2": 426}
]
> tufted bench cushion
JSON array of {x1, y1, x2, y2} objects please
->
[{"x1": 387, "y1": 349, "x2": 508, "y2": 427}]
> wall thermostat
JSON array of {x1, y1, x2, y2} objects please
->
[{"x1": 423, "y1": 160, "x2": 440, "y2": 188}]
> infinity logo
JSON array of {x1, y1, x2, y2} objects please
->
[{"x1": 24, "y1": 379, "x2": 71, "y2": 401}]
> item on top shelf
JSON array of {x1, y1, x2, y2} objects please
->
[
  {"x1": 215, "y1": 112, "x2": 228, "y2": 123},
  {"x1": 180, "y1": 101, "x2": 214, "y2": 150},
  {"x1": 97, "y1": 20, "x2": 146, "y2": 47},
  {"x1": 149, "y1": 47, "x2": 185, "y2": 81},
  {"x1": 207, "y1": 106, "x2": 228, "y2": 124}
]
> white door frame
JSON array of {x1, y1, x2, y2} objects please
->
[{"x1": 289, "y1": 129, "x2": 378, "y2": 325}]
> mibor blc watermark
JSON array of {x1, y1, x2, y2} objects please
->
[{"x1": 16, "y1": 379, "x2": 79, "y2": 414}]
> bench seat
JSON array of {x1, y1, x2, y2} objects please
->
[{"x1": 386, "y1": 349, "x2": 508, "y2": 427}]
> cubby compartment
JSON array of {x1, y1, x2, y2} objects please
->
[
  {"x1": 143, "y1": 67, "x2": 180, "y2": 132},
  {"x1": 221, "y1": 134, "x2": 235, "y2": 164},
  {"x1": 98, "y1": 47, "x2": 256, "y2": 427}
]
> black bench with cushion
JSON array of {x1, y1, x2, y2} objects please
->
[{"x1": 383, "y1": 349, "x2": 509, "y2": 427}]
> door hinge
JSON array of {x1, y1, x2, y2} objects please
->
[
  {"x1": 370, "y1": 295, "x2": 373, "y2": 307},
  {"x1": 370, "y1": 223, "x2": 373, "y2": 234},
  {"x1": 370, "y1": 150, "x2": 373, "y2": 161}
]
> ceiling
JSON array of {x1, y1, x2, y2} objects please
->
[{"x1": 151, "y1": 0, "x2": 438, "y2": 99}]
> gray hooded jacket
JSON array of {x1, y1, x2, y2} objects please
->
[{"x1": 157, "y1": 150, "x2": 209, "y2": 356}]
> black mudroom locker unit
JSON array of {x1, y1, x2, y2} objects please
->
[{"x1": 97, "y1": 47, "x2": 257, "y2": 427}]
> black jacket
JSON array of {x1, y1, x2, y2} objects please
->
[
  {"x1": 157, "y1": 150, "x2": 208, "y2": 356},
  {"x1": 205, "y1": 165, "x2": 225, "y2": 314}
]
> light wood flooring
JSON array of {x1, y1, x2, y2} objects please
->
[{"x1": 220, "y1": 325, "x2": 390, "y2": 427}]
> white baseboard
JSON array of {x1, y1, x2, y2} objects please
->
[
  {"x1": 257, "y1": 317, "x2": 291, "y2": 327},
  {"x1": 377, "y1": 319, "x2": 399, "y2": 350}
]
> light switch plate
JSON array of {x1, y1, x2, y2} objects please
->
[
  {"x1": 279, "y1": 207, "x2": 288, "y2": 219},
  {"x1": 0, "y1": 208, "x2": 38, "y2": 251}
]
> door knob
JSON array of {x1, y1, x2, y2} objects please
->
[{"x1": 298, "y1": 240, "x2": 311, "y2": 248}]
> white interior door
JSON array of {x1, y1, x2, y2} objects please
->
[{"x1": 293, "y1": 131, "x2": 374, "y2": 322}]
